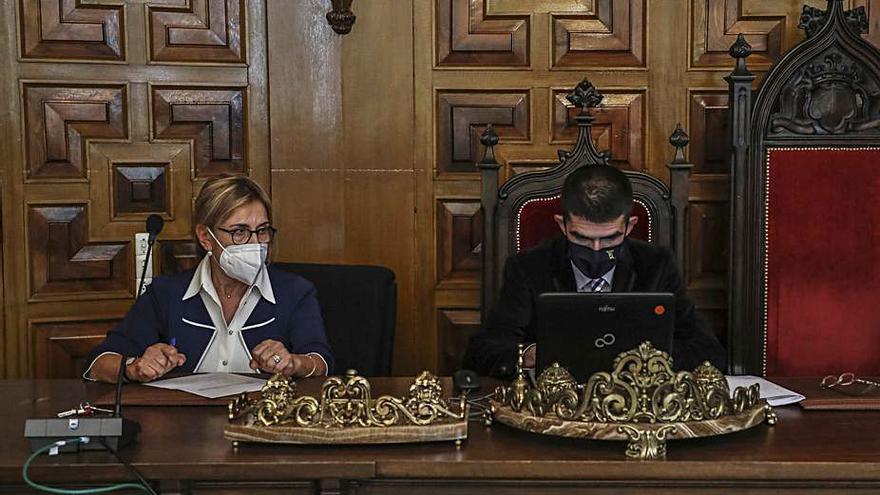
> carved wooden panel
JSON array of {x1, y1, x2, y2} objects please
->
[
  {"x1": 689, "y1": 92, "x2": 730, "y2": 175},
  {"x1": 31, "y1": 318, "x2": 118, "y2": 378},
  {"x1": 552, "y1": 90, "x2": 644, "y2": 171},
  {"x1": 435, "y1": 0, "x2": 529, "y2": 67},
  {"x1": 23, "y1": 84, "x2": 128, "y2": 181},
  {"x1": 687, "y1": 202, "x2": 729, "y2": 287},
  {"x1": 505, "y1": 158, "x2": 557, "y2": 178},
  {"x1": 437, "y1": 200, "x2": 482, "y2": 286},
  {"x1": 691, "y1": 0, "x2": 787, "y2": 69},
  {"x1": 147, "y1": 0, "x2": 245, "y2": 63},
  {"x1": 151, "y1": 86, "x2": 246, "y2": 177},
  {"x1": 437, "y1": 309, "x2": 480, "y2": 375},
  {"x1": 856, "y1": 0, "x2": 880, "y2": 48},
  {"x1": 113, "y1": 165, "x2": 168, "y2": 216},
  {"x1": 687, "y1": 201, "x2": 730, "y2": 344},
  {"x1": 437, "y1": 91, "x2": 530, "y2": 174},
  {"x1": 19, "y1": 0, "x2": 125, "y2": 61},
  {"x1": 27, "y1": 204, "x2": 131, "y2": 299},
  {"x1": 88, "y1": 142, "x2": 193, "y2": 237},
  {"x1": 159, "y1": 240, "x2": 201, "y2": 276},
  {"x1": 552, "y1": 1, "x2": 645, "y2": 68}
]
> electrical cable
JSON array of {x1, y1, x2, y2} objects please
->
[
  {"x1": 97, "y1": 439, "x2": 158, "y2": 495},
  {"x1": 22, "y1": 437, "x2": 152, "y2": 494}
]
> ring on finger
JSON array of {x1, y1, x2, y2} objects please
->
[{"x1": 272, "y1": 353, "x2": 282, "y2": 364}]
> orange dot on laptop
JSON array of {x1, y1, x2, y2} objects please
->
[{"x1": 654, "y1": 305, "x2": 666, "y2": 315}]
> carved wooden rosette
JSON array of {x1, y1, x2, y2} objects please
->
[
  {"x1": 488, "y1": 343, "x2": 777, "y2": 460},
  {"x1": 225, "y1": 370, "x2": 468, "y2": 445}
]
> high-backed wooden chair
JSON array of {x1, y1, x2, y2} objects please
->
[
  {"x1": 726, "y1": 0, "x2": 880, "y2": 376},
  {"x1": 478, "y1": 78, "x2": 694, "y2": 323}
]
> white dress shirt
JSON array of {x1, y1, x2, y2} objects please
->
[{"x1": 184, "y1": 254, "x2": 275, "y2": 373}]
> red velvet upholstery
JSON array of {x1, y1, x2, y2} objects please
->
[
  {"x1": 765, "y1": 148, "x2": 880, "y2": 376},
  {"x1": 516, "y1": 195, "x2": 652, "y2": 252}
]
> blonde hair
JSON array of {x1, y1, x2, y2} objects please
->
[{"x1": 193, "y1": 175, "x2": 272, "y2": 229}]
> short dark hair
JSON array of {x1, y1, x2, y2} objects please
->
[{"x1": 560, "y1": 165, "x2": 633, "y2": 223}]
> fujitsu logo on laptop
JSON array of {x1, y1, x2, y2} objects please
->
[{"x1": 598, "y1": 304, "x2": 616, "y2": 313}]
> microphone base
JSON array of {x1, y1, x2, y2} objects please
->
[{"x1": 24, "y1": 417, "x2": 140, "y2": 453}]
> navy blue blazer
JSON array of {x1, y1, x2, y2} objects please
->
[{"x1": 85, "y1": 266, "x2": 335, "y2": 374}]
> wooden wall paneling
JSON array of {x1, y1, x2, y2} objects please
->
[
  {"x1": 551, "y1": 0, "x2": 646, "y2": 68},
  {"x1": 343, "y1": 172, "x2": 417, "y2": 372},
  {"x1": 0, "y1": 0, "x2": 17, "y2": 376},
  {"x1": 159, "y1": 240, "x2": 201, "y2": 275},
  {"x1": 414, "y1": 0, "x2": 439, "y2": 374},
  {"x1": 437, "y1": 309, "x2": 480, "y2": 375},
  {"x1": 18, "y1": 0, "x2": 125, "y2": 62},
  {"x1": 266, "y1": 0, "x2": 422, "y2": 374},
  {"x1": 690, "y1": 0, "x2": 787, "y2": 69},
  {"x1": 436, "y1": 0, "x2": 529, "y2": 67},
  {"x1": 150, "y1": 85, "x2": 247, "y2": 178},
  {"x1": 22, "y1": 83, "x2": 129, "y2": 181},
  {"x1": 505, "y1": 158, "x2": 557, "y2": 178},
  {"x1": 689, "y1": 91, "x2": 730, "y2": 175},
  {"x1": 147, "y1": 0, "x2": 246, "y2": 64},
  {"x1": 854, "y1": 0, "x2": 880, "y2": 47},
  {"x1": 30, "y1": 318, "x2": 119, "y2": 378},
  {"x1": 26, "y1": 202, "x2": 131, "y2": 300},
  {"x1": 436, "y1": 91, "x2": 531, "y2": 174},
  {"x1": 339, "y1": 1, "x2": 419, "y2": 375},
  {"x1": 551, "y1": 89, "x2": 645, "y2": 171},
  {"x1": 267, "y1": 0, "x2": 344, "y2": 263},
  {"x1": 687, "y1": 199, "x2": 730, "y2": 344},
  {"x1": 436, "y1": 200, "x2": 482, "y2": 288},
  {"x1": 87, "y1": 141, "x2": 194, "y2": 239},
  {"x1": 688, "y1": 0, "x2": 880, "y2": 71}
]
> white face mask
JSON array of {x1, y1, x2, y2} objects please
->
[{"x1": 208, "y1": 228, "x2": 268, "y2": 285}]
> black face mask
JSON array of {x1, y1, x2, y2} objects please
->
[{"x1": 569, "y1": 241, "x2": 625, "y2": 279}]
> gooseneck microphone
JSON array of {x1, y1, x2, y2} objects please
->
[
  {"x1": 146, "y1": 214, "x2": 164, "y2": 243},
  {"x1": 137, "y1": 214, "x2": 164, "y2": 299}
]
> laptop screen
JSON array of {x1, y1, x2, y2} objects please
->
[{"x1": 535, "y1": 292, "x2": 675, "y2": 383}]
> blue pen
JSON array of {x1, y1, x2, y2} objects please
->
[{"x1": 169, "y1": 337, "x2": 177, "y2": 347}]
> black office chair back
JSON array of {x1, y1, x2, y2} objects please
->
[{"x1": 274, "y1": 262, "x2": 396, "y2": 376}]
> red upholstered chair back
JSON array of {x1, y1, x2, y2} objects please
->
[
  {"x1": 478, "y1": 78, "x2": 693, "y2": 323},
  {"x1": 515, "y1": 196, "x2": 653, "y2": 253},
  {"x1": 763, "y1": 148, "x2": 880, "y2": 376},
  {"x1": 725, "y1": 1, "x2": 880, "y2": 376}
]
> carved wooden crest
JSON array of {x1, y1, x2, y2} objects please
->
[{"x1": 771, "y1": 51, "x2": 880, "y2": 134}]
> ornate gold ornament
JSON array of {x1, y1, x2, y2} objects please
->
[
  {"x1": 488, "y1": 342, "x2": 777, "y2": 460},
  {"x1": 225, "y1": 370, "x2": 468, "y2": 445}
]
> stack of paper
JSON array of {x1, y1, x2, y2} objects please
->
[
  {"x1": 145, "y1": 373, "x2": 267, "y2": 399},
  {"x1": 725, "y1": 375, "x2": 805, "y2": 406}
]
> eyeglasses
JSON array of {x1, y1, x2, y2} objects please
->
[
  {"x1": 216, "y1": 226, "x2": 277, "y2": 245},
  {"x1": 820, "y1": 372, "x2": 880, "y2": 396}
]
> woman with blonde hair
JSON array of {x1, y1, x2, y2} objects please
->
[{"x1": 85, "y1": 175, "x2": 333, "y2": 383}]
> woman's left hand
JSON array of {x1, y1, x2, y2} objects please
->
[{"x1": 250, "y1": 339, "x2": 296, "y2": 375}]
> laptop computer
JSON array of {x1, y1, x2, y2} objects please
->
[{"x1": 535, "y1": 292, "x2": 675, "y2": 383}]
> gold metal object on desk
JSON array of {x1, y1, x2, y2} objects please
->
[
  {"x1": 488, "y1": 342, "x2": 777, "y2": 460},
  {"x1": 225, "y1": 370, "x2": 468, "y2": 445}
]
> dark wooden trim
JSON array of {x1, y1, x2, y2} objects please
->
[
  {"x1": 477, "y1": 125, "x2": 501, "y2": 327},
  {"x1": 725, "y1": 34, "x2": 756, "y2": 375},
  {"x1": 667, "y1": 124, "x2": 693, "y2": 275}
]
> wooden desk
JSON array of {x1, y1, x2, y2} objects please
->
[{"x1": 2, "y1": 378, "x2": 879, "y2": 494}]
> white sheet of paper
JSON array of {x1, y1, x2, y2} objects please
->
[
  {"x1": 725, "y1": 375, "x2": 805, "y2": 406},
  {"x1": 144, "y1": 373, "x2": 266, "y2": 399}
]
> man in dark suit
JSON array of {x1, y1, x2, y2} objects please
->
[{"x1": 464, "y1": 165, "x2": 726, "y2": 378}]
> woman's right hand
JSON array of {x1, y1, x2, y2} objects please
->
[{"x1": 125, "y1": 343, "x2": 186, "y2": 382}]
